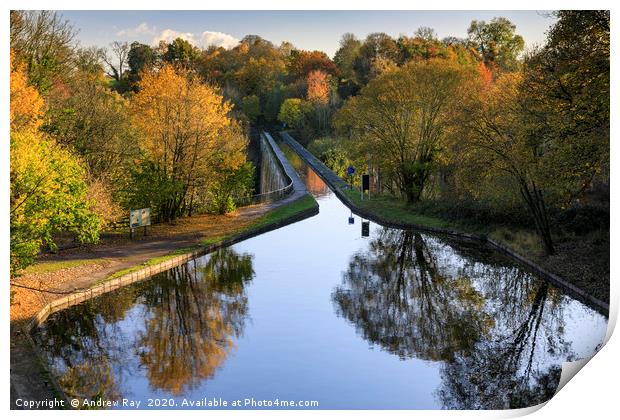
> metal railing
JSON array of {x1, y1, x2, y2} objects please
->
[{"x1": 234, "y1": 182, "x2": 294, "y2": 206}]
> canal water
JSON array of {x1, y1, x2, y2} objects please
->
[{"x1": 33, "y1": 143, "x2": 608, "y2": 410}]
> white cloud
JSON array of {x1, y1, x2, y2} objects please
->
[
  {"x1": 152, "y1": 29, "x2": 239, "y2": 49},
  {"x1": 153, "y1": 29, "x2": 195, "y2": 45},
  {"x1": 116, "y1": 22, "x2": 156, "y2": 38},
  {"x1": 199, "y1": 31, "x2": 240, "y2": 49}
]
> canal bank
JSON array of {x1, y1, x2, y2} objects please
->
[
  {"x1": 10, "y1": 131, "x2": 318, "y2": 409},
  {"x1": 278, "y1": 131, "x2": 609, "y2": 314}
]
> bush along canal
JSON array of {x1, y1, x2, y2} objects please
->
[{"x1": 32, "y1": 139, "x2": 608, "y2": 410}]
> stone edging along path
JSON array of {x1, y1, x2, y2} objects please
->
[
  {"x1": 279, "y1": 131, "x2": 609, "y2": 314},
  {"x1": 28, "y1": 202, "x2": 318, "y2": 333},
  {"x1": 27, "y1": 131, "x2": 318, "y2": 333}
]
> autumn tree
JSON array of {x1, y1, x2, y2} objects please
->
[
  {"x1": 42, "y1": 68, "x2": 137, "y2": 226},
  {"x1": 335, "y1": 59, "x2": 471, "y2": 203},
  {"x1": 10, "y1": 10, "x2": 77, "y2": 92},
  {"x1": 521, "y1": 11, "x2": 610, "y2": 201},
  {"x1": 45, "y1": 72, "x2": 136, "y2": 175},
  {"x1": 397, "y1": 35, "x2": 450, "y2": 63},
  {"x1": 453, "y1": 11, "x2": 610, "y2": 255},
  {"x1": 234, "y1": 56, "x2": 286, "y2": 98},
  {"x1": 10, "y1": 52, "x2": 100, "y2": 274},
  {"x1": 10, "y1": 50, "x2": 44, "y2": 133},
  {"x1": 353, "y1": 32, "x2": 400, "y2": 84},
  {"x1": 306, "y1": 70, "x2": 332, "y2": 132},
  {"x1": 306, "y1": 70, "x2": 330, "y2": 104},
  {"x1": 287, "y1": 50, "x2": 339, "y2": 80},
  {"x1": 130, "y1": 65, "x2": 249, "y2": 221},
  {"x1": 454, "y1": 73, "x2": 558, "y2": 253}
]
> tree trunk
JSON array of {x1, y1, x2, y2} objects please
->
[
  {"x1": 519, "y1": 180, "x2": 555, "y2": 255},
  {"x1": 400, "y1": 160, "x2": 431, "y2": 204},
  {"x1": 188, "y1": 191, "x2": 194, "y2": 217}
]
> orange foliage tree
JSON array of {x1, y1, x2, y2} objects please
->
[
  {"x1": 306, "y1": 70, "x2": 330, "y2": 105},
  {"x1": 10, "y1": 50, "x2": 44, "y2": 132},
  {"x1": 287, "y1": 50, "x2": 339, "y2": 79}
]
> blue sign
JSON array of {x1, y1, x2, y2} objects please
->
[{"x1": 347, "y1": 165, "x2": 355, "y2": 176}]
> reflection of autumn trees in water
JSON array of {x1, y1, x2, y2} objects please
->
[
  {"x1": 333, "y1": 228, "x2": 572, "y2": 409},
  {"x1": 35, "y1": 291, "x2": 138, "y2": 403},
  {"x1": 58, "y1": 356, "x2": 122, "y2": 405},
  {"x1": 304, "y1": 167, "x2": 330, "y2": 196},
  {"x1": 333, "y1": 230, "x2": 491, "y2": 361},
  {"x1": 36, "y1": 247, "x2": 254, "y2": 400},
  {"x1": 437, "y1": 279, "x2": 572, "y2": 409},
  {"x1": 138, "y1": 248, "x2": 254, "y2": 394}
]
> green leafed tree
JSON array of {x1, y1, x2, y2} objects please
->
[
  {"x1": 278, "y1": 98, "x2": 306, "y2": 129},
  {"x1": 467, "y1": 17, "x2": 524, "y2": 71},
  {"x1": 207, "y1": 162, "x2": 255, "y2": 214},
  {"x1": 241, "y1": 94, "x2": 261, "y2": 123},
  {"x1": 163, "y1": 38, "x2": 200, "y2": 67},
  {"x1": 127, "y1": 41, "x2": 158, "y2": 88},
  {"x1": 333, "y1": 33, "x2": 361, "y2": 83}
]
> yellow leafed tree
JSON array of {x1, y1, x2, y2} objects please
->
[
  {"x1": 131, "y1": 65, "x2": 249, "y2": 221},
  {"x1": 334, "y1": 59, "x2": 472, "y2": 203}
]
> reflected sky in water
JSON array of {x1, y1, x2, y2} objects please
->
[{"x1": 34, "y1": 145, "x2": 607, "y2": 410}]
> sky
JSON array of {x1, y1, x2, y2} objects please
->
[{"x1": 59, "y1": 10, "x2": 557, "y2": 57}]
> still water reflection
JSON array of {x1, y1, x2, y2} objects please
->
[{"x1": 34, "y1": 145, "x2": 607, "y2": 410}]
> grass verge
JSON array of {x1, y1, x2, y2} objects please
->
[
  {"x1": 342, "y1": 189, "x2": 478, "y2": 232},
  {"x1": 343, "y1": 188, "x2": 551, "y2": 252}
]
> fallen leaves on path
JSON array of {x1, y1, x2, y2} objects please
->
[{"x1": 10, "y1": 205, "x2": 268, "y2": 325}]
